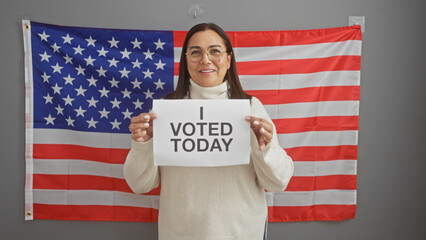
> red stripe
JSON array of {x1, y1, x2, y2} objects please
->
[
  {"x1": 285, "y1": 145, "x2": 358, "y2": 161},
  {"x1": 33, "y1": 204, "x2": 355, "y2": 222},
  {"x1": 268, "y1": 205, "x2": 356, "y2": 222},
  {"x1": 247, "y1": 86, "x2": 359, "y2": 105},
  {"x1": 173, "y1": 26, "x2": 361, "y2": 48},
  {"x1": 174, "y1": 56, "x2": 361, "y2": 76},
  {"x1": 32, "y1": 174, "x2": 161, "y2": 195},
  {"x1": 273, "y1": 116, "x2": 359, "y2": 134},
  {"x1": 33, "y1": 204, "x2": 159, "y2": 222},
  {"x1": 237, "y1": 56, "x2": 361, "y2": 75},
  {"x1": 33, "y1": 144, "x2": 129, "y2": 164},
  {"x1": 33, "y1": 174, "x2": 132, "y2": 193},
  {"x1": 285, "y1": 175, "x2": 357, "y2": 191},
  {"x1": 174, "y1": 62, "x2": 179, "y2": 76}
]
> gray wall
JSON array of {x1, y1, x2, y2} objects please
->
[{"x1": 1, "y1": 0, "x2": 425, "y2": 239}]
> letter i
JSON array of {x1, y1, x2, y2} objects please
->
[{"x1": 200, "y1": 106, "x2": 204, "y2": 120}]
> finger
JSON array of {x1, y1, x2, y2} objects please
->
[
  {"x1": 129, "y1": 122, "x2": 150, "y2": 133},
  {"x1": 131, "y1": 113, "x2": 157, "y2": 124},
  {"x1": 260, "y1": 127, "x2": 273, "y2": 143}
]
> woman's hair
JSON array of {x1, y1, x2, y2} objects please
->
[{"x1": 164, "y1": 23, "x2": 252, "y2": 100}]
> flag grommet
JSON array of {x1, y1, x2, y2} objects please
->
[{"x1": 26, "y1": 211, "x2": 32, "y2": 217}]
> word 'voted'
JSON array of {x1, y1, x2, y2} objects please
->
[{"x1": 153, "y1": 99, "x2": 250, "y2": 167}]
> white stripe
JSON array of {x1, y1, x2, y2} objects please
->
[
  {"x1": 33, "y1": 158, "x2": 356, "y2": 178},
  {"x1": 240, "y1": 71, "x2": 360, "y2": 91},
  {"x1": 293, "y1": 160, "x2": 357, "y2": 177},
  {"x1": 33, "y1": 159, "x2": 125, "y2": 179},
  {"x1": 278, "y1": 130, "x2": 358, "y2": 149},
  {"x1": 266, "y1": 190, "x2": 356, "y2": 206},
  {"x1": 174, "y1": 40, "x2": 362, "y2": 62},
  {"x1": 33, "y1": 189, "x2": 159, "y2": 209},
  {"x1": 264, "y1": 101, "x2": 359, "y2": 119},
  {"x1": 33, "y1": 128, "x2": 131, "y2": 148},
  {"x1": 33, "y1": 189, "x2": 354, "y2": 208}
]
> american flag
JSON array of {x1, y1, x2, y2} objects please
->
[{"x1": 23, "y1": 20, "x2": 362, "y2": 222}]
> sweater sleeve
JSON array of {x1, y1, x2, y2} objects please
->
[
  {"x1": 123, "y1": 139, "x2": 160, "y2": 194},
  {"x1": 250, "y1": 97, "x2": 294, "y2": 193}
]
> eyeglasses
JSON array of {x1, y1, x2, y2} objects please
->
[{"x1": 185, "y1": 48, "x2": 227, "y2": 63}]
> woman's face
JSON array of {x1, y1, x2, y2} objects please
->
[{"x1": 186, "y1": 30, "x2": 231, "y2": 87}]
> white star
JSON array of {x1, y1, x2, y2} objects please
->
[
  {"x1": 75, "y1": 85, "x2": 87, "y2": 96},
  {"x1": 154, "y1": 78, "x2": 166, "y2": 90},
  {"x1": 119, "y1": 67, "x2": 130, "y2": 78},
  {"x1": 120, "y1": 48, "x2": 132, "y2": 59},
  {"x1": 133, "y1": 98, "x2": 143, "y2": 109},
  {"x1": 87, "y1": 76, "x2": 98, "y2": 87},
  {"x1": 144, "y1": 89, "x2": 154, "y2": 99},
  {"x1": 87, "y1": 97, "x2": 99, "y2": 108},
  {"x1": 38, "y1": 31, "x2": 50, "y2": 42},
  {"x1": 154, "y1": 38, "x2": 165, "y2": 50},
  {"x1": 63, "y1": 95, "x2": 74, "y2": 106},
  {"x1": 99, "y1": 108, "x2": 110, "y2": 119},
  {"x1": 44, "y1": 114, "x2": 55, "y2": 125},
  {"x1": 75, "y1": 65, "x2": 86, "y2": 76},
  {"x1": 108, "y1": 37, "x2": 119, "y2": 48},
  {"x1": 142, "y1": 68, "x2": 154, "y2": 79},
  {"x1": 143, "y1": 48, "x2": 154, "y2": 60},
  {"x1": 63, "y1": 54, "x2": 73, "y2": 64},
  {"x1": 108, "y1": 58, "x2": 119, "y2": 68},
  {"x1": 122, "y1": 109, "x2": 133, "y2": 119},
  {"x1": 50, "y1": 43, "x2": 61, "y2": 53},
  {"x1": 52, "y1": 83, "x2": 63, "y2": 94},
  {"x1": 110, "y1": 98, "x2": 121, "y2": 109},
  {"x1": 65, "y1": 116, "x2": 75, "y2": 126},
  {"x1": 86, "y1": 36, "x2": 97, "y2": 47},
  {"x1": 63, "y1": 74, "x2": 75, "y2": 85},
  {"x1": 87, "y1": 117, "x2": 98, "y2": 129},
  {"x1": 84, "y1": 55, "x2": 96, "y2": 66},
  {"x1": 121, "y1": 88, "x2": 132, "y2": 99},
  {"x1": 73, "y1": 45, "x2": 85, "y2": 55},
  {"x1": 97, "y1": 47, "x2": 109, "y2": 57},
  {"x1": 98, "y1": 87, "x2": 110, "y2": 98},
  {"x1": 96, "y1": 66, "x2": 107, "y2": 77},
  {"x1": 75, "y1": 106, "x2": 87, "y2": 117},
  {"x1": 154, "y1": 59, "x2": 166, "y2": 70},
  {"x1": 43, "y1": 93, "x2": 53, "y2": 104},
  {"x1": 39, "y1": 51, "x2": 51, "y2": 62},
  {"x1": 55, "y1": 104, "x2": 64, "y2": 115},
  {"x1": 62, "y1": 34, "x2": 74, "y2": 44},
  {"x1": 131, "y1": 78, "x2": 142, "y2": 89},
  {"x1": 51, "y1": 63, "x2": 63, "y2": 74},
  {"x1": 109, "y1": 77, "x2": 119, "y2": 88},
  {"x1": 131, "y1": 38, "x2": 142, "y2": 49},
  {"x1": 110, "y1": 119, "x2": 122, "y2": 130},
  {"x1": 131, "y1": 59, "x2": 142, "y2": 69},
  {"x1": 41, "y1": 72, "x2": 51, "y2": 83}
]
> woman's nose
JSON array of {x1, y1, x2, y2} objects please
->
[{"x1": 200, "y1": 51, "x2": 211, "y2": 64}]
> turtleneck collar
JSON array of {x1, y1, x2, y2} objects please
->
[{"x1": 188, "y1": 79, "x2": 229, "y2": 99}]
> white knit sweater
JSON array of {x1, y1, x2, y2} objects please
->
[{"x1": 123, "y1": 80, "x2": 294, "y2": 240}]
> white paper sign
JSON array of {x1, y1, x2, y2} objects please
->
[{"x1": 153, "y1": 99, "x2": 250, "y2": 167}]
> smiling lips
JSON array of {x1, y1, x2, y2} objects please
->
[{"x1": 200, "y1": 69, "x2": 215, "y2": 73}]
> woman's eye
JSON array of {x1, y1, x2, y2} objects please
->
[
  {"x1": 190, "y1": 50, "x2": 201, "y2": 55},
  {"x1": 210, "y1": 49, "x2": 221, "y2": 54}
]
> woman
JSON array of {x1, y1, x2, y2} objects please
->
[{"x1": 124, "y1": 23, "x2": 294, "y2": 240}]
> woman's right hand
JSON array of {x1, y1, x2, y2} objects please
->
[{"x1": 129, "y1": 113, "x2": 157, "y2": 142}]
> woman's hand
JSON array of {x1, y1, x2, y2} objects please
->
[
  {"x1": 129, "y1": 113, "x2": 157, "y2": 142},
  {"x1": 246, "y1": 116, "x2": 273, "y2": 151}
]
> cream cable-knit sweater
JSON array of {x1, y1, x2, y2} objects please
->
[{"x1": 124, "y1": 80, "x2": 294, "y2": 240}]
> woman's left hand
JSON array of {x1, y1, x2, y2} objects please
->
[{"x1": 246, "y1": 116, "x2": 273, "y2": 151}]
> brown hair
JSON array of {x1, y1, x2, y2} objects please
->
[{"x1": 164, "y1": 23, "x2": 252, "y2": 100}]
